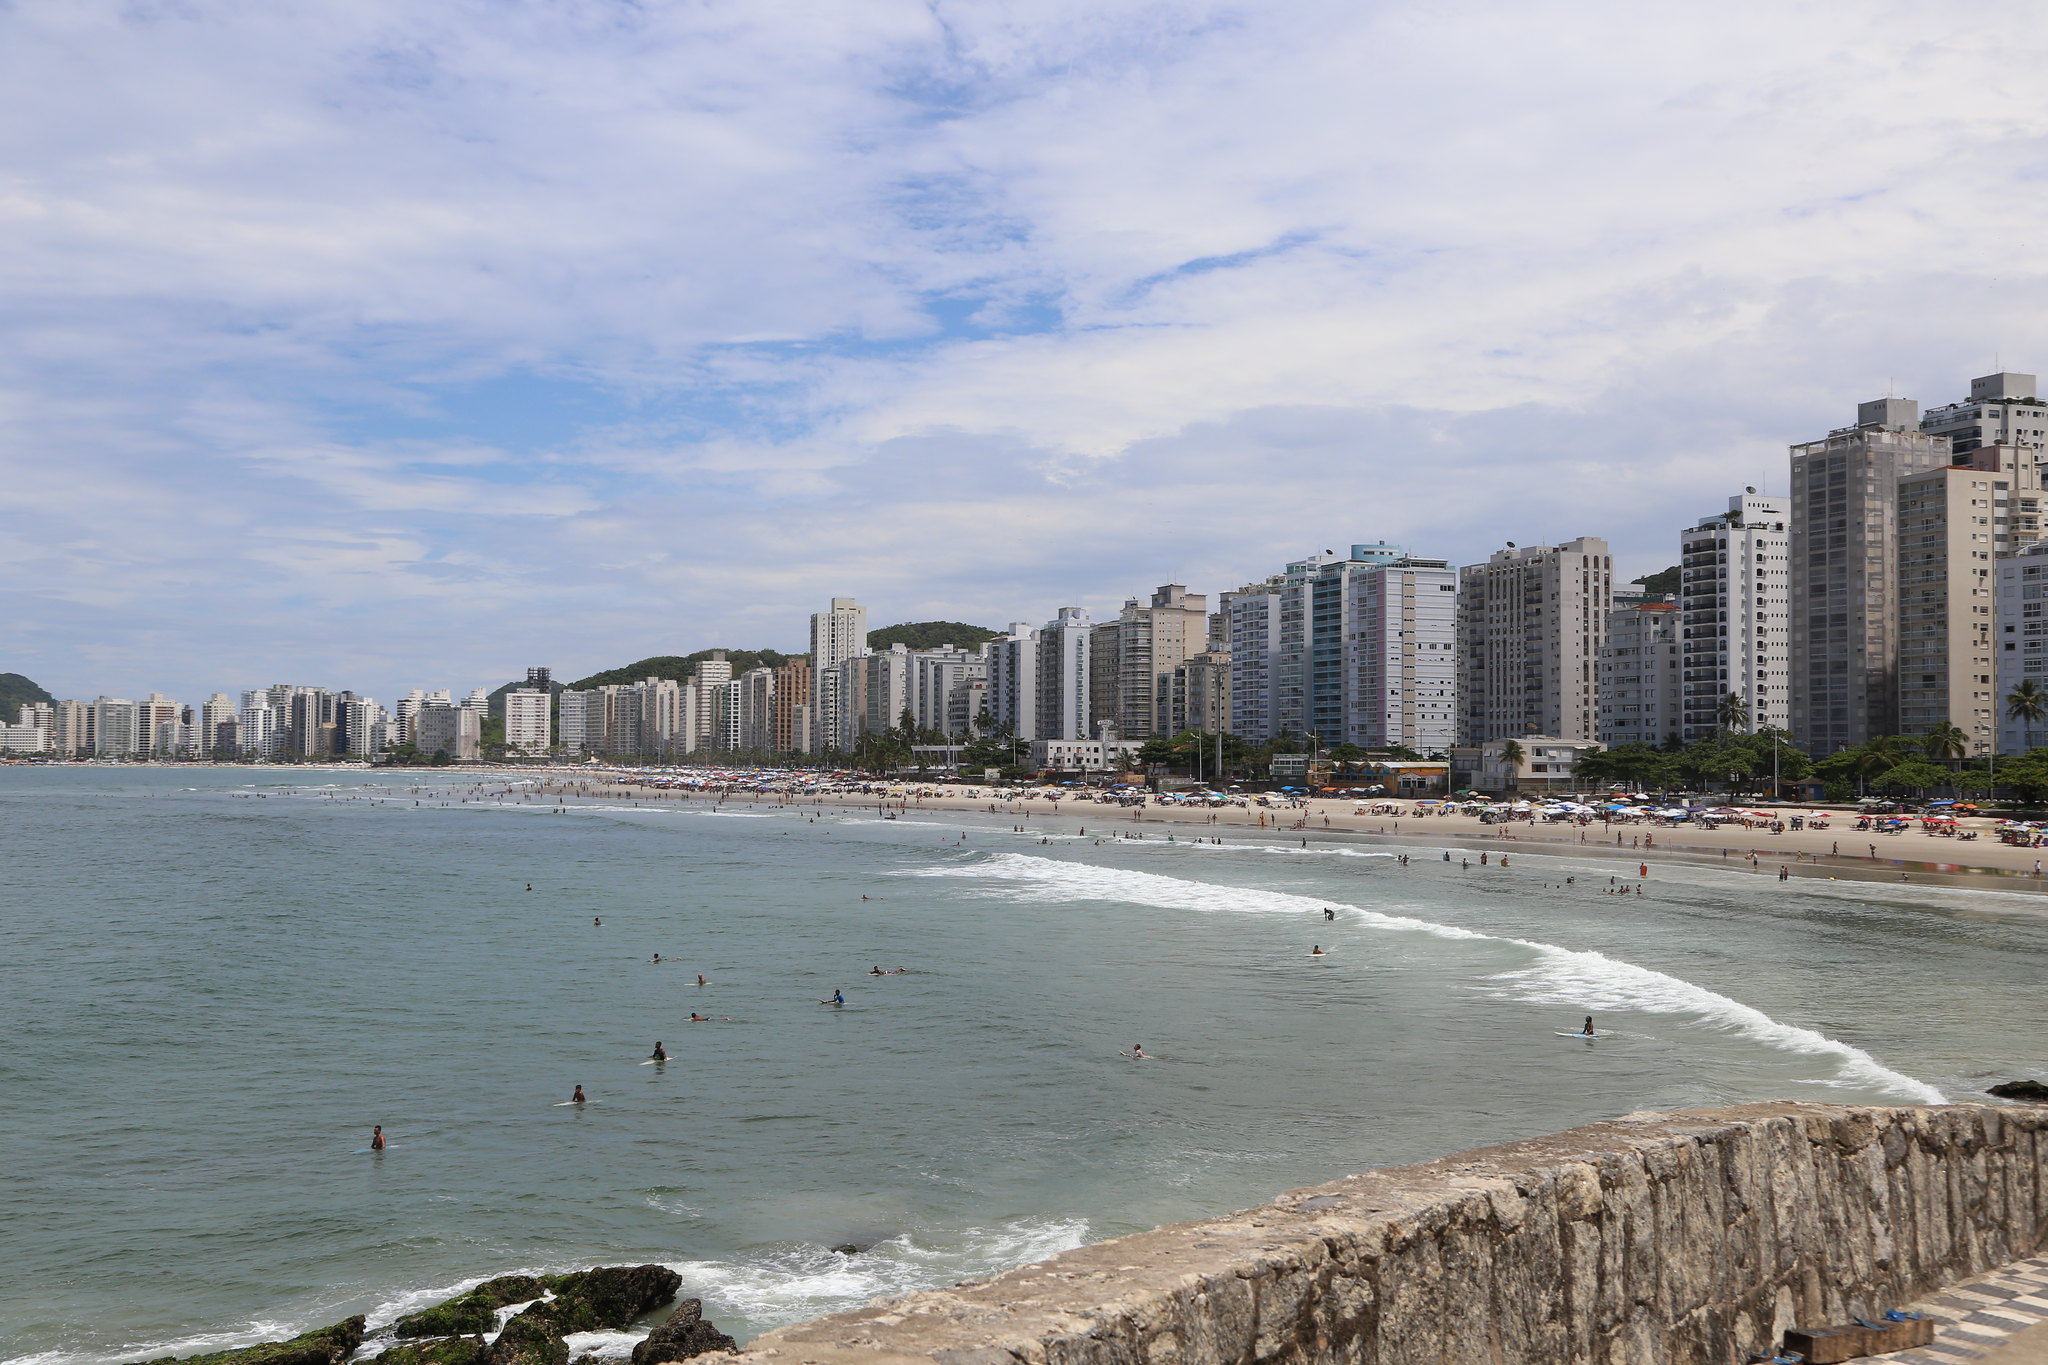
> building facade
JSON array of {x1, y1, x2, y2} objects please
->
[
  {"x1": 1678, "y1": 492, "x2": 1791, "y2": 740},
  {"x1": 1457, "y1": 537, "x2": 1613, "y2": 744},
  {"x1": 809, "y1": 598, "x2": 867, "y2": 753},
  {"x1": 1787, "y1": 398, "x2": 1952, "y2": 753},
  {"x1": 1995, "y1": 540, "x2": 2048, "y2": 752},
  {"x1": 504, "y1": 688, "x2": 553, "y2": 754},
  {"x1": 1597, "y1": 600, "x2": 1681, "y2": 747},
  {"x1": 1037, "y1": 607, "x2": 1094, "y2": 741}
]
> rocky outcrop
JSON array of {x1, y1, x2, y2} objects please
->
[
  {"x1": 372, "y1": 1337, "x2": 489, "y2": 1365},
  {"x1": 155, "y1": 1317, "x2": 366, "y2": 1365},
  {"x1": 481, "y1": 1311, "x2": 567, "y2": 1365},
  {"x1": 537, "y1": 1265, "x2": 683, "y2": 1332},
  {"x1": 1990, "y1": 1080, "x2": 2048, "y2": 1102},
  {"x1": 395, "y1": 1277, "x2": 548, "y2": 1337},
  {"x1": 630, "y1": 1301, "x2": 737, "y2": 1365},
  {"x1": 689, "y1": 1103, "x2": 2048, "y2": 1365}
]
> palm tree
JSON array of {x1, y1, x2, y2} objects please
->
[
  {"x1": 1924, "y1": 722, "x2": 1968, "y2": 770},
  {"x1": 2008, "y1": 680, "x2": 2048, "y2": 750},
  {"x1": 1715, "y1": 691, "x2": 1752, "y2": 733},
  {"x1": 1498, "y1": 739, "x2": 1524, "y2": 792}
]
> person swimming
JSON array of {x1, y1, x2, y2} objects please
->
[
  {"x1": 822, "y1": 990, "x2": 845, "y2": 1005},
  {"x1": 650, "y1": 1042, "x2": 668, "y2": 1061},
  {"x1": 652, "y1": 953, "x2": 662, "y2": 963},
  {"x1": 593, "y1": 916, "x2": 602, "y2": 926},
  {"x1": 370, "y1": 1125, "x2": 385, "y2": 1151},
  {"x1": 870, "y1": 966, "x2": 885, "y2": 975},
  {"x1": 1310, "y1": 945, "x2": 1326, "y2": 956},
  {"x1": 689, "y1": 1013, "x2": 713, "y2": 1022},
  {"x1": 1129, "y1": 1044, "x2": 1147, "y2": 1059},
  {"x1": 571, "y1": 1085, "x2": 587, "y2": 1103}
]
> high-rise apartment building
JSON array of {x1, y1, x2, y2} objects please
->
[
  {"x1": 1920, "y1": 372, "x2": 2048, "y2": 457},
  {"x1": 1788, "y1": 398, "x2": 1951, "y2": 752},
  {"x1": 1167, "y1": 649, "x2": 1231, "y2": 736},
  {"x1": 1678, "y1": 492, "x2": 1791, "y2": 740},
  {"x1": 1597, "y1": 600, "x2": 1681, "y2": 746},
  {"x1": 1105, "y1": 585, "x2": 1209, "y2": 739},
  {"x1": 1456, "y1": 537, "x2": 1613, "y2": 744},
  {"x1": 93, "y1": 697, "x2": 137, "y2": 757},
  {"x1": 414, "y1": 703, "x2": 480, "y2": 761},
  {"x1": 1036, "y1": 607, "x2": 1094, "y2": 741},
  {"x1": 1224, "y1": 577, "x2": 1285, "y2": 744},
  {"x1": 504, "y1": 688, "x2": 552, "y2": 754},
  {"x1": 1995, "y1": 540, "x2": 2048, "y2": 752},
  {"x1": 736, "y1": 667, "x2": 777, "y2": 751},
  {"x1": 1893, "y1": 445, "x2": 2043, "y2": 754},
  {"x1": 809, "y1": 598, "x2": 867, "y2": 753},
  {"x1": 771, "y1": 657, "x2": 811, "y2": 753},
  {"x1": 906, "y1": 646, "x2": 985, "y2": 736},
  {"x1": 200, "y1": 693, "x2": 236, "y2": 754},
  {"x1": 983, "y1": 624, "x2": 1039, "y2": 741}
]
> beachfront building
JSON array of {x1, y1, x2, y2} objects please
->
[
  {"x1": 1097, "y1": 585, "x2": 1210, "y2": 740},
  {"x1": 907, "y1": 645, "x2": 985, "y2": 736},
  {"x1": 1028, "y1": 736, "x2": 1145, "y2": 773},
  {"x1": 735, "y1": 667, "x2": 776, "y2": 751},
  {"x1": 1224, "y1": 576, "x2": 1285, "y2": 743},
  {"x1": 809, "y1": 597, "x2": 867, "y2": 754},
  {"x1": 413, "y1": 702, "x2": 480, "y2": 761},
  {"x1": 1894, "y1": 447, "x2": 2045, "y2": 756},
  {"x1": 1036, "y1": 607, "x2": 1094, "y2": 741},
  {"x1": 771, "y1": 656, "x2": 810, "y2": 754},
  {"x1": 1788, "y1": 398, "x2": 1951, "y2": 753},
  {"x1": 1167, "y1": 648, "x2": 1231, "y2": 736},
  {"x1": 1996, "y1": 541, "x2": 2048, "y2": 752},
  {"x1": 983, "y1": 623, "x2": 1039, "y2": 742},
  {"x1": 1678, "y1": 491, "x2": 1791, "y2": 741},
  {"x1": 1449, "y1": 736, "x2": 1605, "y2": 795},
  {"x1": 92, "y1": 697, "x2": 137, "y2": 757},
  {"x1": 1, "y1": 712, "x2": 51, "y2": 751},
  {"x1": 1597, "y1": 599, "x2": 1681, "y2": 747},
  {"x1": 504, "y1": 688, "x2": 552, "y2": 754},
  {"x1": 1457, "y1": 537, "x2": 1613, "y2": 745},
  {"x1": 1920, "y1": 372, "x2": 2048, "y2": 459}
]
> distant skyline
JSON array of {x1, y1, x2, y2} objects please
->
[{"x1": 7, "y1": 0, "x2": 2048, "y2": 701}]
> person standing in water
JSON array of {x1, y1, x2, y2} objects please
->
[
  {"x1": 1582, "y1": 1017, "x2": 1595, "y2": 1036},
  {"x1": 571, "y1": 1085, "x2": 587, "y2": 1104},
  {"x1": 650, "y1": 1042, "x2": 668, "y2": 1062},
  {"x1": 370, "y1": 1125, "x2": 386, "y2": 1151}
]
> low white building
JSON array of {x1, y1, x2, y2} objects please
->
[
  {"x1": 1029, "y1": 737, "x2": 1144, "y2": 772},
  {"x1": 1450, "y1": 736, "x2": 1603, "y2": 794},
  {"x1": 0, "y1": 720, "x2": 51, "y2": 752}
]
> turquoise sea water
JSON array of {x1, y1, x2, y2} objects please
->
[{"x1": 3, "y1": 767, "x2": 2046, "y2": 1364}]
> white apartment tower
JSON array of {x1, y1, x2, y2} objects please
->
[
  {"x1": 1224, "y1": 577, "x2": 1285, "y2": 744},
  {"x1": 1920, "y1": 372, "x2": 2048, "y2": 458},
  {"x1": 1678, "y1": 492, "x2": 1791, "y2": 741},
  {"x1": 808, "y1": 598, "x2": 867, "y2": 752},
  {"x1": 1036, "y1": 607, "x2": 1094, "y2": 741},
  {"x1": 504, "y1": 688, "x2": 552, "y2": 754},
  {"x1": 1995, "y1": 541, "x2": 2048, "y2": 752},
  {"x1": 1457, "y1": 537, "x2": 1613, "y2": 744},
  {"x1": 983, "y1": 624, "x2": 1039, "y2": 742}
]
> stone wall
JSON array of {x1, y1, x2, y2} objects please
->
[{"x1": 704, "y1": 1102, "x2": 2048, "y2": 1365}]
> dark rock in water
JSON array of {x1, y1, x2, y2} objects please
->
[
  {"x1": 482, "y1": 1310, "x2": 567, "y2": 1365},
  {"x1": 630, "y1": 1301, "x2": 736, "y2": 1365},
  {"x1": 153, "y1": 1317, "x2": 367, "y2": 1365},
  {"x1": 1989, "y1": 1079, "x2": 2048, "y2": 1101},
  {"x1": 829, "y1": 1245, "x2": 862, "y2": 1256},
  {"x1": 536, "y1": 1265, "x2": 682, "y2": 1332},
  {"x1": 396, "y1": 1277, "x2": 548, "y2": 1338},
  {"x1": 372, "y1": 1337, "x2": 488, "y2": 1365}
]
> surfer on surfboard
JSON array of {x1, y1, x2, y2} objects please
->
[
  {"x1": 650, "y1": 1042, "x2": 668, "y2": 1061},
  {"x1": 822, "y1": 990, "x2": 845, "y2": 1005},
  {"x1": 571, "y1": 1085, "x2": 587, "y2": 1104},
  {"x1": 370, "y1": 1125, "x2": 385, "y2": 1151},
  {"x1": 1309, "y1": 945, "x2": 1326, "y2": 956}
]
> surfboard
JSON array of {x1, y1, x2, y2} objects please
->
[
  {"x1": 1307, "y1": 953, "x2": 1327, "y2": 957},
  {"x1": 1119, "y1": 1052, "x2": 1158, "y2": 1060},
  {"x1": 552, "y1": 1100, "x2": 601, "y2": 1106},
  {"x1": 639, "y1": 1058, "x2": 667, "y2": 1065},
  {"x1": 1554, "y1": 1032, "x2": 1607, "y2": 1039}
]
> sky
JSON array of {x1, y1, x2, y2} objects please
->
[{"x1": 7, "y1": 0, "x2": 2048, "y2": 702}]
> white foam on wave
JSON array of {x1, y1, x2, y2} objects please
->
[
  {"x1": 668, "y1": 1215, "x2": 1090, "y2": 1335},
  {"x1": 904, "y1": 853, "x2": 1945, "y2": 1104},
  {"x1": 7, "y1": 1320, "x2": 299, "y2": 1365}
]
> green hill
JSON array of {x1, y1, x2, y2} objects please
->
[
  {"x1": 867, "y1": 621, "x2": 999, "y2": 652},
  {"x1": 567, "y1": 648, "x2": 796, "y2": 691},
  {"x1": 1633, "y1": 566, "x2": 1681, "y2": 596},
  {"x1": 0, "y1": 672, "x2": 55, "y2": 722}
]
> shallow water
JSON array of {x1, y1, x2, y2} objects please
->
[{"x1": 3, "y1": 768, "x2": 2044, "y2": 1364}]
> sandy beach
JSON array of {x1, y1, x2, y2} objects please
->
[{"x1": 550, "y1": 775, "x2": 2048, "y2": 894}]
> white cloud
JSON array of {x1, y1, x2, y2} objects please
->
[{"x1": 4, "y1": 0, "x2": 2048, "y2": 699}]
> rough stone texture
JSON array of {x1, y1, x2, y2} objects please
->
[
  {"x1": 372, "y1": 1337, "x2": 490, "y2": 1365},
  {"x1": 1990, "y1": 1082, "x2": 2048, "y2": 1103},
  {"x1": 396, "y1": 1277, "x2": 549, "y2": 1337},
  {"x1": 539, "y1": 1265, "x2": 684, "y2": 1332},
  {"x1": 155, "y1": 1317, "x2": 366, "y2": 1365},
  {"x1": 482, "y1": 1311, "x2": 568, "y2": 1365},
  {"x1": 631, "y1": 1301, "x2": 739, "y2": 1365},
  {"x1": 694, "y1": 1103, "x2": 2048, "y2": 1365}
]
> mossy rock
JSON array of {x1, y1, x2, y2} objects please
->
[
  {"x1": 394, "y1": 1277, "x2": 547, "y2": 1337},
  {"x1": 153, "y1": 1317, "x2": 366, "y2": 1365},
  {"x1": 372, "y1": 1337, "x2": 488, "y2": 1365},
  {"x1": 536, "y1": 1265, "x2": 681, "y2": 1332},
  {"x1": 481, "y1": 1310, "x2": 567, "y2": 1365}
]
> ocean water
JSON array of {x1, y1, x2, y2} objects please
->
[{"x1": 3, "y1": 767, "x2": 2046, "y2": 1365}]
